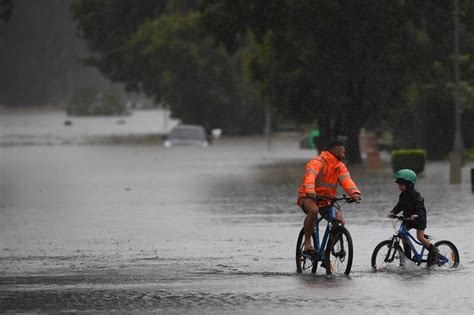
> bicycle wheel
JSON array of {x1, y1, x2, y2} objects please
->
[
  {"x1": 371, "y1": 239, "x2": 403, "y2": 271},
  {"x1": 296, "y1": 227, "x2": 318, "y2": 274},
  {"x1": 434, "y1": 240, "x2": 460, "y2": 268},
  {"x1": 324, "y1": 225, "x2": 353, "y2": 275}
]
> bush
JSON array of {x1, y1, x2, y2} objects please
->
[
  {"x1": 67, "y1": 89, "x2": 127, "y2": 116},
  {"x1": 391, "y1": 149, "x2": 427, "y2": 174},
  {"x1": 466, "y1": 148, "x2": 474, "y2": 161}
]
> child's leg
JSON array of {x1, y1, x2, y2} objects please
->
[
  {"x1": 416, "y1": 229, "x2": 432, "y2": 248},
  {"x1": 418, "y1": 229, "x2": 440, "y2": 266},
  {"x1": 401, "y1": 238, "x2": 412, "y2": 260}
]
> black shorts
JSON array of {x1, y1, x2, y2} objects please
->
[
  {"x1": 403, "y1": 213, "x2": 427, "y2": 230},
  {"x1": 298, "y1": 197, "x2": 333, "y2": 221}
]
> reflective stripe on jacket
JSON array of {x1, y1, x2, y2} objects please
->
[{"x1": 297, "y1": 151, "x2": 360, "y2": 206}]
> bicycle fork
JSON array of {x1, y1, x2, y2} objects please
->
[
  {"x1": 384, "y1": 237, "x2": 402, "y2": 263},
  {"x1": 330, "y1": 230, "x2": 346, "y2": 260}
]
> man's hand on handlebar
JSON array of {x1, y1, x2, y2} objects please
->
[{"x1": 351, "y1": 193, "x2": 361, "y2": 203}]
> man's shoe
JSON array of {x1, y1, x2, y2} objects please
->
[{"x1": 303, "y1": 248, "x2": 317, "y2": 258}]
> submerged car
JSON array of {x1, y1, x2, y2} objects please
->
[{"x1": 164, "y1": 125, "x2": 209, "y2": 147}]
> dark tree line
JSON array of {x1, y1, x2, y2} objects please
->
[
  {"x1": 200, "y1": 0, "x2": 474, "y2": 161},
  {"x1": 71, "y1": 0, "x2": 474, "y2": 161},
  {"x1": 71, "y1": 0, "x2": 264, "y2": 134}
]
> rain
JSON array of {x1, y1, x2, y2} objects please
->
[{"x1": 1, "y1": 0, "x2": 473, "y2": 313}]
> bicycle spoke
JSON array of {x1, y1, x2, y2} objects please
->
[
  {"x1": 374, "y1": 242, "x2": 402, "y2": 271},
  {"x1": 436, "y1": 244, "x2": 457, "y2": 268},
  {"x1": 327, "y1": 231, "x2": 350, "y2": 275}
]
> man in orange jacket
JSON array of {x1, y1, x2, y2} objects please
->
[{"x1": 297, "y1": 140, "x2": 361, "y2": 255}]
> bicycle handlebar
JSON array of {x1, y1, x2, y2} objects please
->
[
  {"x1": 312, "y1": 195, "x2": 359, "y2": 204},
  {"x1": 393, "y1": 215, "x2": 414, "y2": 222}
]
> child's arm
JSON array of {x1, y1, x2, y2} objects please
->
[
  {"x1": 388, "y1": 196, "x2": 403, "y2": 217},
  {"x1": 413, "y1": 192, "x2": 426, "y2": 215}
]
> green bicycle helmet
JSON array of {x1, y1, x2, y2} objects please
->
[{"x1": 395, "y1": 169, "x2": 417, "y2": 184}]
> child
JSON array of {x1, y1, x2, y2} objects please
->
[{"x1": 387, "y1": 169, "x2": 439, "y2": 267}]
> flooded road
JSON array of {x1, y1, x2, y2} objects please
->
[{"x1": 1, "y1": 112, "x2": 473, "y2": 312}]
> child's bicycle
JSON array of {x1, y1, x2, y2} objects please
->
[
  {"x1": 371, "y1": 215, "x2": 460, "y2": 271},
  {"x1": 295, "y1": 195, "x2": 357, "y2": 275}
]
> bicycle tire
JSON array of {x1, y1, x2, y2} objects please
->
[
  {"x1": 325, "y1": 225, "x2": 353, "y2": 275},
  {"x1": 434, "y1": 240, "x2": 460, "y2": 268},
  {"x1": 296, "y1": 227, "x2": 317, "y2": 274},
  {"x1": 371, "y1": 239, "x2": 404, "y2": 271}
]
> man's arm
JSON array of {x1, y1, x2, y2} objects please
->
[
  {"x1": 303, "y1": 159, "x2": 323, "y2": 198},
  {"x1": 338, "y1": 164, "x2": 361, "y2": 201}
]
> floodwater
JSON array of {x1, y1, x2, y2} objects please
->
[{"x1": 1, "y1": 110, "x2": 473, "y2": 313}]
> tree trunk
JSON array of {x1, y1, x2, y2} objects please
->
[
  {"x1": 317, "y1": 116, "x2": 362, "y2": 164},
  {"x1": 345, "y1": 126, "x2": 362, "y2": 164},
  {"x1": 315, "y1": 117, "x2": 334, "y2": 153}
]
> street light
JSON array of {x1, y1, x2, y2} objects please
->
[{"x1": 450, "y1": 0, "x2": 465, "y2": 184}]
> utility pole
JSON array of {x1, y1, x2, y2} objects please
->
[
  {"x1": 450, "y1": 0, "x2": 465, "y2": 184},
  {"x1": 264, "y1": 103, "x2": 272, "y2": 151},
  {"x1": 163, "y1": 105, "x2": 169, "y2": 131}
]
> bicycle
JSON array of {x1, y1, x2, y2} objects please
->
[
  {"x1": 295, "y1": 195, "x2": 357, "y2": 275},
  {"x1": 371, "y1": 215, "x2": 460, "y2": 271}
]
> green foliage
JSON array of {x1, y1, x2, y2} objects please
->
[
  {"x1": 71, "y1": 0, "x2": 263, "y2": 134},
  {"x1": 466, "y1": 148, "x2": 474, "y2": 161},
  {"x1": 395, "y1": 83, "x2": 454, "y2": 160},
  {"x1": 389, "y1": 1, "x2": 474, "y2": 159},
  {"x1": 67, "y1": 89, "x2": 126, "y2": 116},
  {"x1": 392, "y1": 55, "x2": 474, "y2": 159},
  {"x1": 391, "y1": 150, "x2": 427, "y2": 174},
  {"x1": 71, "y1": 0, "x2": 474, "y2": 148},
  {"x1": 71, "y1": 0, "x2": 168, "y2": 88},
  {"x1": 126, "y1": 12, "x2": 262, "y2": 133},
  {"x1": 201, "y1": 0, "x2": 420, "y2": 163}
]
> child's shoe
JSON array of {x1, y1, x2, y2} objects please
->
[
  {"x1": 427, "y1": 245, "x2": 439, "y2": 267},
  {"x1": 403, "y1": 246, "x2": 412, "y2": 261}
]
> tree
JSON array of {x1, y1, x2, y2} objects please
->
[
  {"x1": 201, "y1": 0, "x2": 474, "y2": 162},
  {"x1": 201, "y1": 0, "x2": 418, "y2": 163},
  {"x1": 71, "y1": 0, "x2": 169, "y2": 91},
  {"x1": 127, "y1": 12, "x2": 262, "y2": 133},
  {"x1": 72, "y1": 0, "x2": 263, "y2": 134},
  {"x1": 389, "y1": 0, "x2": 474, "y2": 159}
]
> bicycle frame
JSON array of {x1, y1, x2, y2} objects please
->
[
  {"x1": 388, "y1": 223, "x2": 448, "y2": 266},
  {"x1": 397, "y1": 224, "x2": 427, "y2": 264}
]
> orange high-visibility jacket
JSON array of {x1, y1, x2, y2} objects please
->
[{"x1": 298, "y1": 151, "x2": 360, "y2": 206}]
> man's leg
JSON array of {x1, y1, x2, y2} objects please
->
[
  {"x1": 334, "y1": 209, "x2": 346, "y2": 225},
  {"x1": 303, "y1": 199, "x2": 319, "y2": 250}
]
